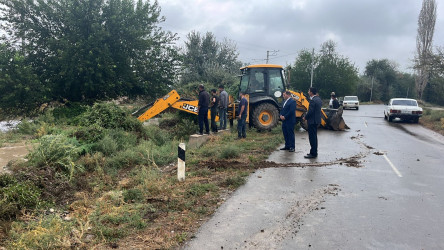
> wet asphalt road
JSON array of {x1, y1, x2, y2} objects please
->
[{"x1": 184, "y1": 105, "x2": 444, "y2": 250}]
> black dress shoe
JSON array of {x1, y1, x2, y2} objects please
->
[
  {"x1": 288, "y1": 148, "x2": 295, "y2": 152},
  {"x1": 280, "y1": 147, "x2": 289, "y2": 150},
  {"x1": 304, "y1": 154, "x2": 317, "y2": 158}
]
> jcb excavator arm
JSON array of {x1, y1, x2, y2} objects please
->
[{"x1": 133, "y1": 90, "x2": 217, "y2": 122}]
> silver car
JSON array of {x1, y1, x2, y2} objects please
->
[{"x1": 343, "y1": 96, "x2": 359, "y2": 110}]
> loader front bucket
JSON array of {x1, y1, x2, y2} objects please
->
[{"x1": 322, "y1": 106, "x2": 350, "y2": 131}]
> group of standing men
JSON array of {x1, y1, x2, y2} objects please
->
[
  {"x1": 199, "y1": 84, "x2": 323, "y2": 159},
  {"x1": 197, "y1": 84, "x2": 229, "y2": 135},
  {"x1": 280, "y1": 87, "x2": 322, "y2": 158}
]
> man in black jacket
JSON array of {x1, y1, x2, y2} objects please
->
[
  {"x1": 279, "y1": 91, "x2": 297, "y2": 152},
  {"x1": 303, "y1": 87, "x2": 322, "y2": 158},
  {"x1": 210, "y1": 89, "x2": 219, "y2": 133},
  {"x1": 197, "y1": 84, "x2": 210, "y2": 135}
]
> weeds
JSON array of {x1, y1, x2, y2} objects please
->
[
  {"x1": 0, "y1": 101, "x2": 286, "y2": 249},
  {"x1": 0, "y1": 175, "x2": 41, "y2": 219},
  {"x1": 6, "y1": 215, "x2": 74, "y2": 249},
  {"x1": 27, "y1": 134, "x2": 83, "y2": 180}
]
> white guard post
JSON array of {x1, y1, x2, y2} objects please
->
[{"x1": 177, "y1": 143, "x2": 186, "y2": 181}]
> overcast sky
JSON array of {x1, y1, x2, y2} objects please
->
[{"x1": 158, "y1": 0, "x2": 444, "y2": 74}]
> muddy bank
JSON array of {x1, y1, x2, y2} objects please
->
[{"x1": 0, "y1": 143, "x2": 30, "y2": 173}]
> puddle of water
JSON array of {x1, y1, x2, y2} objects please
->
[{"x1": 0, "y1": 120, "x2": 21, "y2": 133}]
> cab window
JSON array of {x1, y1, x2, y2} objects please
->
[
  {"x1": 268, "y1": 69, "x2": 284, "y2": 96},
  {"x1": 249, "y1": 70, "x2": 265, "y2": 92}
]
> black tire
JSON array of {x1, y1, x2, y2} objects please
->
[
  {"x1": 356, "y1": 107, "x2": 359, "y2": 110},
  {"x1": 384, "y1": 113, "x2": 387, "y2": 120},
  {"x1": 388, "y1": 116, "x2": 393, "y2": 122},
  {"x1": 251, "y1": 103, "x2": 279, "y2": 131},
  {"x1": 412, "y1": 117, "x2": 419, "y2": 123}
]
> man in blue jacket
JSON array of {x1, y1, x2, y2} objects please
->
[
  {"x1": 303, "y1": 87, "x2": 322, "y2": 158},
  {"x1": 279, "y1": 91, "x2": 297, "y2": 152}
]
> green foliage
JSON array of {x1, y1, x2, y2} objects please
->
[
  {"x1": 289, "y1": 40, "x2": 359, "y2": 98},
  {"x1": 0, "y1": 43, "x2": 48, "y2": 115},
  {"x1": 52, "y1": 103, "x2": 87, "y2": 122},
  {"x1": 1, "y1": 0, "x2": 179, "y2": 106},
  {"x1": 78, "y1": 102, "x2": 143, "y2": 133},
  {"x1": 364, "y1": 59, "x2": 397, "y2": 102},
  {"x1": 180, "y1": 31, "x2": 241, "y2": 89},
  {"x1": 144, "y1": 125, "x2": 172, "y2": 146},
  {"x1": 105, "y1": 140, "x2": 176, "y2": 169},
  {"x1": 27, "y1": 134, "x2": 83, "y2": 179},
  {"x1": 92, "y1": 129, "x2": 138, "y2": 156},
  {"x1": 6, "y1": 215, "x2": 73, "y2": 249},
  {"x1": 0, "y1": 175, "x2": 41, "y2": 219}
]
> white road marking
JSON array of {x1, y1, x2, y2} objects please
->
[
  {"x1": 364, "y1": 121, "x2": 368, "y2": 127},
  {"x1": 383, "y1": 154, "x2": 403, "y2": 177}
]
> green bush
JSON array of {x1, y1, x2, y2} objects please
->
[
  {"x1": 0, "y1": 179, "x2": 41, "y2": 219},
  {"x1": 73, "y1": 123, "x2": 104, "y2": 143},
  {"x1": 51, "y1": 102, "x2": 87, "y2": 122},
  {"x1": 16, "y1": 119, "x2": 40, "y2": 135},
  {"x1": 144, "y1": 125, "x2": 171, "y2": 146},
  {"x1": 0, "y1": 173, "x2": 17, "y2": 187},
  {"x1": 92, "y1": 134, "x2": 119, "y2": 156},
  {"x1": 78, "y1": 102, "x2": 143, "y2": 133},
  {"x1": 27, "y1": 134, "x2": 83, "y2": 179},
  {"x1": 91, "y1": 129, "x2": 138, "y2": 156}
]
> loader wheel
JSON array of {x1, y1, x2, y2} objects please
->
[{"x1": 252, "y1": 103, "x2": 279, "y2": 131}]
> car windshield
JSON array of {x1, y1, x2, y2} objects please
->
[
  {"x1": 344, "y1": 96, "x2": 358, "y2": 101},
  {"x1": 392, "y1": 100, "x2": 417, "y2": 106}
]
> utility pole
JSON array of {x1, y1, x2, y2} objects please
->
[
  {"x1": 310, "y1": 48, "x2": 314, "y2": 87},
  {"x1": 266, "y1": 50, "x2": 278, "y2": 64},
  {"x1": 370, "y1": 76, "x2": 374, "y2": 102}
]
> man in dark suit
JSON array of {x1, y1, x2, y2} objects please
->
[
  {"x1": 303, "y1": 87, "x2": 322, "y2": 158},
  {"x1": 279, "y1": 91, "x2": 297, "y2": 152}
]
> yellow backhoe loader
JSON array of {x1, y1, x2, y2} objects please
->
[{"x1": 133, "y1": 64, "x2": 348, "y2": 131}]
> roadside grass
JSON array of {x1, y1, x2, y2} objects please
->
[
  {"x1": 0, "y1": 104, "x2": 284, "y2": 249},
  {"x1": 420, "y1": 108, "x2": 444, "y2": 135}
]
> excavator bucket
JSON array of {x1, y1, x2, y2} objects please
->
[{"x1": 323, "y1": 106, "x2": 350, "y2": 131}]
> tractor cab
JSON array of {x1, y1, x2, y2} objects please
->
[
  {"x1": 235, "y1": 64, "x2": 287, "y2": 130},
  {"x1": 239, "y1": 64, "x2": 286, "y2": 106}
]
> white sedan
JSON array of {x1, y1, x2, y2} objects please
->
[
  {"x1": 384, "y1": 98, "x2": 422, "y2": 123},
  {"x1": 343, "y1": 96, "x2": 359, "y2": 110}
]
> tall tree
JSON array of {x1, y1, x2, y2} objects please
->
[
  {"x1": 0, "y1": 43, "x2": 46, "y2": 114},
  {"x1": 415, "y1": 0, "x2": 437, "y2": 100},
  {"x1": 364, "y1": 59, "x2": 397, "y2": 102},
  {"x1": 289, "y1": 40, "x2": 359, "y2": 98},
  {"x1": 0, "y1": 0, "x2": 179, "y2": 103},
  {"x1": 180, "y1": 31, "x2": 242, "y2": 92}
]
